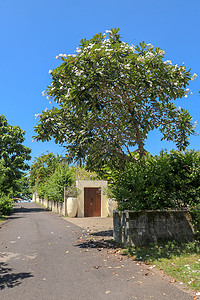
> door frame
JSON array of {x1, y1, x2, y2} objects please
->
[{"x1": 76, "y1": 180, "x2": 108, "y2": 217}]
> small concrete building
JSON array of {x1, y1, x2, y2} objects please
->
[
  {"x1": 33, "y1": 180, "x2": 118, "y2": 217},
  {"x1": 76, "y1": 180, "x2": 108, "y2": 217}
]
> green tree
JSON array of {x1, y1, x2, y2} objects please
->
[
  {"x1": 34, "y1": 28, "x2": 196, "y2": 170},
  {"x1": 14, "y1": 174, "x2": 32, "y2": 200},
  {"x1": 29, "y1": 153, "x2": 74, "y2": 201},
  {"x1": 0, "y1": 160, "x2": 11, "y2": 195},
  {"x1": 29, "y1": 152, "x2": 65, "y2": 191},
  {"x1": 0, "y1": 115, "x2": 31, "y2": 196},
  {"x1": 42, "y1": 163, "x2": 74, "y2": 202}
]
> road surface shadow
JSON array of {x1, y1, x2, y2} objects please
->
[
  {"x1": 75, "y1": 229, "x2": 116, "y2": 250},
  {"x1": 75, "y1": 239, "x2": 115, "y2": 250},
  {"x1": 2, "y1": 215, "x2": 24, "y2": 221},
  {"x1": 1, "y1": 205, "x2": 48, "y2": 223},
  {"x1": 90, "y1": 230, "x2": 113, "y2": 237},
  {"x1": 0, "y1": 262, "x2": 33, "y2": 290},
  {"x1": 13, "y1": 207, "x2": 46, "y2": 214}
]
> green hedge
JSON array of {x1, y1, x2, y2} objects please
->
[{"x1": 111, "y1": 150, "x2": 200, "y2": 211}]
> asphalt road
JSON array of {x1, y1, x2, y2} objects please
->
[{"x1": 0, "y1": 202, "x2": 195, "y2": 300}]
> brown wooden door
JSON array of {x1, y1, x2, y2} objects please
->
[{"x1": 84, "y1": 188, "x2": 101, "y2": 217}]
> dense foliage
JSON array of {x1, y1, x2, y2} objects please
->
[
  {"x1": 30, "y1": 153, "x2": 71, "y2": 202},
  {"x1": 0, "y1": 115, "x2": 31, "y2": 215},
  {"x1": 0, "y1": 115, "x2": 31, "y2": 195},
  {"x1": 36, "y1": 163, "x2": 74, "y2": 202},
  {"x1": 71, "y1": 165, "x2": 98, "y2": 180},
  {"x1": 14, "y1": 174, "x2": 32, "y2": 200},
  {"x1": 34, "y1": 28, "x2": 196, "y2": 171},
  {"x1": 29, "y1": 152, "x2": 61, "y2": 190},
  {"x1": 0, "y1": 159, "x2": 12, "y2": 195},
  {"x1": 30, "y1": 153, "x2": 99, "y2": 202},
  {"x1": 190, "y1": 204, "x2": 200, "y2": 239},
  {"x1": 111, "y1": 150, "x2": 200, "y2": 211},
  {"x1": 0, "y1": 193, "x2": 13, "y2": 215}
]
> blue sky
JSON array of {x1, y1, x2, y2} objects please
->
[{"x1": 1, "y1": 0, "x2": 200, "y2": 165}]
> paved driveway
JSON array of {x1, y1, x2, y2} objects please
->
[
  {"x1": 62, "y1": 215, "x2": 113, "y2": 231},
  {"x1": 0, "y1": 202, "x2": 195, "y2": 300}
]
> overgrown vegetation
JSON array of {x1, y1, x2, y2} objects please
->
[
  {"x1": 124, "y1": 240, "x2": 200, "y2": 292},
  {"x1": 111, "y1": 150, "x2": 200, "y2": 238},
  {"x1": 0, "y1": 115, "x2": 32, "y2": 217},
  {"x1": 0, "y1": 193, "x2": 13, "y2": 216},
  {"x1": 37, "y1": 163, "x2": 74, "y2": 202},
  {"x1": 0, "y1": 115, "x2": 31, "y2": 197},
  {"x1": 30, "y1": 153, "x2": 99, "y2": 203}
]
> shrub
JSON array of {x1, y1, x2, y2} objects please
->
[
  {"x1": 0, "y1": 193, "x2": 13, "y2": 215},
  {"x1": 190, "y1": 203, "x2": 200, "y2": 239},
  {"x1": 111, "y1": 153, "x2": 174, "y2": 211},
  {"x1": 168, "y1": 150, "x2": 200, "y2": 207},
  {"x1": 111, "y1": 150, "x2": 200, "y2": 212}
]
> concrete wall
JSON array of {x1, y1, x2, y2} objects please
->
[
  {"x1": 108, "y1": 198, "x2": 118, "y2": 217},
  {"x1": 76, "y1": 180, "x2": 108, "y2": 217},
  {"x1": 33, "y1": 179, "x2": 112, "y2": 217},
  {"x1": 34, "y1": 193, "x2": 66, "y2": 216},
  {"x1": 113, "y1": 210, "x2": 195, "y2": 246},
  {"x1": 32, "y1": 192, "x2": 36, "y2": 202}
]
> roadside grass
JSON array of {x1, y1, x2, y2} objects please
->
[
  {"x1": 0, "y1": 215, "x2": 6, "y2": 222},
  {"x1": 123, "y1": 240, "x2": 200, "y2": 292}
]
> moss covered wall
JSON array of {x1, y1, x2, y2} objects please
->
[{"x1": 113, "y1": 210, "x2": 195, "y2": 246}]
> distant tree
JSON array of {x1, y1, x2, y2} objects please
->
[
  {"x1": 29, "y1": 153, "x2": 75, "y2": 201},
  {"x1": 0, "y1": 115, "x2": 31, "y2": 196},
  {"x1": 14, "y1": 174, "x2": 32, "y2": 200},
  {"x1": 29, "y1": 152, "x2": 64, "y2": 191},
  {"x1": 0, "y1": 160, "x2": 11, "y2": 195},
  {"x1": 40, "y1": 163, "x2": 74, "y2": 202},
  {"x1": 34, "y1": 28, "x2": 196, "y2": 171}
]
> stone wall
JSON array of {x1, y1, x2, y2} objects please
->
[{"x1": 113, "y1": 210, "x2": 195, "y2": 246}]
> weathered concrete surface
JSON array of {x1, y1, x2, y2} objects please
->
[
  {"x1": 113, "y1": 210, "x2": 195, "y2": 246},
  {"x1": 0, "y1": 203, "x2": 195, "y2": 300},
  {"x1": 108, "y1": 198, "x2": 118, "y2": 217},
  {"x1": 64, "y1": 216, "x2": 113, "y2": 232}
]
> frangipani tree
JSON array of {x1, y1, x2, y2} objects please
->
[{"x1": 34, "y1": 28, "x2": 197, "y2": 170}]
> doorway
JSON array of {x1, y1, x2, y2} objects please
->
[{"x1": 84, "y1": 187, "x2": 101, "y2": 217}]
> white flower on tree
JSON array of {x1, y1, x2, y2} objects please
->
[
  {"x1": 34, "y1": 28, "x2": 197, "y2": 169},
  {"x1": 191, "y1": 73, "x2": 197, "y2": 81}
]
